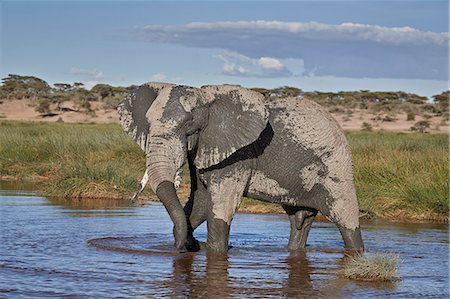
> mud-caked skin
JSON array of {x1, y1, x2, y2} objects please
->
[{"x1": 118, "y1": 83, "x2": 364, "y2": 253}]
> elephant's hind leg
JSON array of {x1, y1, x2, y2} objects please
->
[
  {"x1": 319, "y1": 185, "x2": 364, "y2": 252},
  {"x1": 283, "y1": 206, "x2": 317, "y2": 251},
  {"x1": 337, "y1": 225, "x2": 364, "y2": 253}
]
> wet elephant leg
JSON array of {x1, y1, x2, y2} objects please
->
[
  {"x1": 205, "y1": 166, "x2": 251, "y2": 253},
  {"x1": 283, "y1": 206, "x2": 317, "y2": 251},
  {"x1": 206, "y1": 217, "x2": 231, "y2": 253},
  {"x1": 318, "y1": 201, "x2": 364, "y2": 252},
  {"x1": 337, "y1": 225, "x2": 364, "y2": 253}
]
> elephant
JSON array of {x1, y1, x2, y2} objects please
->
[{"x1": 117, "y1": 82, "x2": 364, "y2": 253}]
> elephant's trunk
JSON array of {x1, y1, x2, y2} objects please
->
[
  {"x1": 156, "y1": 181, "x2": 187, "y2": 251},
  {"x1": 146, "y1": 137, "x2": 187, "y2": 251}
]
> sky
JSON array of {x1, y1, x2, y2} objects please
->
[{"x1": 1, "y1": 1, "x2": 449, "y2": 98}]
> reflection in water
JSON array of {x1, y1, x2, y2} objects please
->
[
  {"x1": 0, "y1": 192, "x2": 448, "y2": 298},
  {"x1": 158, "y1": 249, "x2": 398, "y2": 298},
  {"x1": 284, "y1": 251, "x2": 314, "y2": 298},
  {"x1": 207, "y1": 253, "x2": 230, "y2": 298},
  {"x1": 169, "y1": 253, "x2": 231, "y2": 298},
  {"x1": 46, "y1": 196, "x2": 133, "y2": 210},
  {"x1": 171, "y1": 253, "x2": 197, "y2": 297}
]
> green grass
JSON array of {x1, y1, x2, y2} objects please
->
[
  {"x1": 342, "y1": 252, "x2": 400, "y2": 281},
  {"x1": 348, "y1": 131, "x2": 448, "y2": 220},
  {"x1": 0, "y1": 120, "x2": 448, "y2": 221},
  {"x1": 0, "y1": 121, "x2": 148, "y2": 198}
]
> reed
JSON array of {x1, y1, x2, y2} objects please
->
[
  {"x1": 348, "y1": 131, "x2": 448, "y2": 221},
  {"x1": 0, "y1": 121, "x2": 148, "y2": 198},
  {"x1": 0, "y1": 121, "x2": 448, "y2": 221}
]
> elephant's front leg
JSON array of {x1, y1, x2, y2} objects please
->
[{"x1": 206, "y1": 167, "x2": 252, "y2": 253}]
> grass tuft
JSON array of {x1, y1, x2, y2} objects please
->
[{"x1": 342, "y1": 252, "x2": 400, "y2": 281}]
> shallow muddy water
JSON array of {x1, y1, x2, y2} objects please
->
[{"x1": 0, "y1": 190, "x2": 448, "y2": 298}]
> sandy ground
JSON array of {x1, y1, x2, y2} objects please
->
[
  {"x1": 0, "y1": 100, "x2": 118, "y2": 124},
  {"x1": 0, "y1": 99, "x2": 448, "y2": 133}
]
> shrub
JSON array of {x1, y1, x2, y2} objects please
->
[
  {"x1": 361, "y1": 122, "x2": 373, "y2": 132},
  {"x1": 411, "y1": 120, "x2": 431, "y2": 133},
  {"x1": 342, "y1": 252, "x2": 400, "y2": 281},
  {"x1": 35, "y1": 98, "x2": 52, "y2": 114},
  {"x1": 406, "y1": 112, "x2": 415, "y2": 121},
  {"x1": 329, "y1": 106, "x2": 345, "y2": 114},
  {"x1": 383, "y1": 115, "x2": 397, "y2": 122}
]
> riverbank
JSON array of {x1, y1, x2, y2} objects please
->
[{"x1": 0, "y1": 120, "x2": 448, "y2": 223}]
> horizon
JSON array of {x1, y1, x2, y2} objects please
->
[{"x1": 1, "y1": 1, "x2": 449, "y2": 98}]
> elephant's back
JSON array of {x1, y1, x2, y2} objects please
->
[{"x1": 266, "y1": 96, "x2": 349, "y2": 153}]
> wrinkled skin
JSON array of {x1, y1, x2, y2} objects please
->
[{"x1": 118, "y1": 83, "x2": 364, "y2": 253}]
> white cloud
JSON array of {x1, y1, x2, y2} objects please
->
[
  {"x1": 150, "y1": 73, "x2": 167, "y2": 81},
  {"x1": 257, "y1": 57, "x2": 284, "y2": 71},
  {"x1": 215, "y1": 52, "x2": 294, "y2": 77},
  {"x1": 132, "y1": 20, "x2": 449, "y2": 80},
  {"x1": 223, "y1": 62, "x2": 248, "y2": 75},
  {"x1": 68, "y1": 67, "x2": 104, "y2": 80},
  {"x1": 141, "y1": 20, "x2": 448, "y2": 46},
  {"x1": 216, "y1": 54, "x2": 248, "y2": 75},
  {"x1": 149, "y1": 73, "x2": 183, "y2": 84}
]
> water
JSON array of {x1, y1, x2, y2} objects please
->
[{"x1": 0, "y1": 190, "x2": 448, "y2": 298}]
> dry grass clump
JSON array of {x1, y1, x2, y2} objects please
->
[{"x1": 342, "y1": 252, "x2": 400, "y2": 281}]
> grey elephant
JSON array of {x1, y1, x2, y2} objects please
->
[{"x1": 118, "y1": 83, "x2": 364, "y2": 253}]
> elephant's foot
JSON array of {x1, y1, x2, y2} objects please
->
[
  {"x1": 185, "y1": 234, "x2": 201, "y2": 252},
  {"x1": 206, "y1": 218, "x2": 231, "y2": 253},
  {"x1": 338, "y1": 226, "x2": 364, "y2": 253}
]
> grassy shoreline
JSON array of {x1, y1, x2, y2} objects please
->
[{"x1": 1, "y1": 120, "x2": 448, "y2": 223}]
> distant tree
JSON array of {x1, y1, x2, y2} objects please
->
[
  {"x1": 405, "y1": 94, "x2": 427, "y2": 105},
  {"x1": 91, "y1": 84, "x2": 114, "y2": 100},
  {"x1": 53, "y1": 83, "x2": 73, "y2": 92},
  {"x1": 432, "y1": 91, "x2": 449, "y2": 117},
  {"x1": 251, "y1": 86, "x2": 302, "y2": 98},
  {"x1": 73, "y1": 82, "x2": 85, "y2": 89},
  {"x1": 0, "y1": 74, "x2": 51, "y2": 100},
  {"x1": 272, "y1": 86, "x2": 302, "y2": 97}
]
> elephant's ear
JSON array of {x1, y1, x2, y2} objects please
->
[
  {"x1": 117, "y1": 83, "x2": 173, "y2": 152},
  {"x1": 194, "y1": 86, "x2": 268, "y2": 169}
]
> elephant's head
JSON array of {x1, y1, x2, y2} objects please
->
[{"x1": 118, "y1": 83, "x2": 268, "y2": 250}]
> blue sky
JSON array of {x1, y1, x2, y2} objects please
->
[{"x1": 1, "y1": 1, "x2": 449, "y2": 98}]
